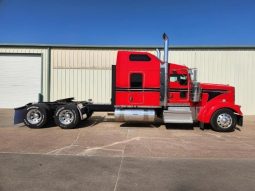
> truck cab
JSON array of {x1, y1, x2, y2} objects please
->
[{"x1": 114, "y1": 47, "x2": 243, "y2": 132}]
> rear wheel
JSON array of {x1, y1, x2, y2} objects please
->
[
  {"x1": 24, "y1": 103, "x2": 49, "y2": 128},
  {"x1": 210, "y1": 108, "x2": 236, "y2": 132},
  {"x1": 54, "y1": 104, "x2": 80, "y2": 129}
]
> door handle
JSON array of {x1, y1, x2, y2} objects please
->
[{"x1": 129, "y1": 96, "x2": 133, "y2": 102}]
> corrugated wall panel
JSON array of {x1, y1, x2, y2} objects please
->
[
  {"x1": 51, "y1": 48, "x2": 116, "y2": 103},
  {"x1": 0, "y1": 47, "x2": 49, "y2": 102},
  {"x1": 51, "y1": 68, "x2": 111, "y2": 103},
  {"x1": 51, "y1": 48, "x2": 255, "y2": 115},
  {"x1": 169, "y1": 49, "x2": 255, "y2": 115}
]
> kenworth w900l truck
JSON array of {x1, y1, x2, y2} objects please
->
[{"x1": 14, "y1": 34, "x2": 243, "y2": 132}]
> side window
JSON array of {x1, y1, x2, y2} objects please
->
[
  {"x1": 170, "y1": 75, "x2": 178, "y2": 83},
  {"x1": 130, "y1": 73, "x2": 143, "y2": 88},
  {"x1": 170, "y1": 74, "x2": 187, "y2": 86},
  {"x1": 129, "y1": 54, "x2": 151, "y2": 61}
]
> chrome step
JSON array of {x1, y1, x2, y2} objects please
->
[{"x1": 163, "y1": 107, "x2": 193, "y2": 124}]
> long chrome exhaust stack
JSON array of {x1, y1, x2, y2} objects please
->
[
  {"x1": 161, "y1": 33, "x2": 169, "y2": 108},
  {"x1": 163, "y1": 33, "x2": 169, "y2": 63}
]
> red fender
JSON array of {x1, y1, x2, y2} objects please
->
[{"x1": 197, "y1": 101, "x2": 243, "y2": 123}]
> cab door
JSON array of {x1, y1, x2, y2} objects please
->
[
  {"x1": 168, "y1": 74, "x2": 190, "y2": 104},
  {"x1": 128, "y1": 73, "x2": 144, "y2": 105}
]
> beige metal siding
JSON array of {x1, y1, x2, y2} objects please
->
[
  {"x1": 0, "y1": 47, "x2": 50, "y2": 102},
  {"x1": 51, "y1": 48, "x2": 255, "y2": 115},
  {"x1": 51, "y1": 49, "x2": 116, "y2": 103},
  {"x1": 1, "y1": 46, "x2": 253, "y2": 114}
]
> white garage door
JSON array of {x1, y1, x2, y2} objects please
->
[{"x1": 0, "y1": 55, "x2": 41, "y2": 108}]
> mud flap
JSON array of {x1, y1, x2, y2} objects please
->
[
  {"x1": 237, "y1": 115, "x2": 243, "y2": 126},
  {"x1": 14, "y1": 106, "x2": 27, "y2": 124}
]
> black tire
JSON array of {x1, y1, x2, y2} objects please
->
[
  {"x1": 24, "y1": 103, "x2": 49, "y2": 128},
  {"x1": 54, "y1": 104, "x2": 80, "y2": 129},
  {"x1": 210, "y1": 108, "x2": 237, "y2": 132},
  {"x1": 86, "y1": 111, "x2": 93, "y2": 119}
]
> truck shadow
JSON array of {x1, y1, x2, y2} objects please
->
[
  {"x1": 165, "y1": 123, "x2": 195, "y2": 130},
  {"x1": 165, "y1": 123, "x2": 211, "y2": 130},
  {"x1": 76, "y1": 117, "x2": 213, "y2": 130},
  {"x1": 77, "y1": 117, "x2": 209, "y2": 130},
  {"x1": 120, "y1": 122, "x2": 161, "y2": 128},
  {"x1": 77, "y1": 116, "x2": 162, "y2": 128},
  {"x1": 77, "y1": 116, "x2": 107, "y2": 128}
]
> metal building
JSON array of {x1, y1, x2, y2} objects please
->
[{"x1": 0, "y1": 45, "x2": 254, "y2": 115}]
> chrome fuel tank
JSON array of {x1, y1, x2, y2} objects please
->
[{"x1": 115, "y1": 109, "x2": 155, "y2": 122}]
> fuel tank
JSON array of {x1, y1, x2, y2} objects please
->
[{"x1": 114, "y1": 109, "x2": 155, "y2": 122}]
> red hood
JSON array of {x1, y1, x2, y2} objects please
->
[{"x1": 200, "y1": 83, "x2": 234, "y2": 91}]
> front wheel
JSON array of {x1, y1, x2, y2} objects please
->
[
  {"x1": 54, "y1": 104, "x2": 80, "y2": 129},
  {"x1": 210, "y1": 108, "x2": 237, "y2": 132}
]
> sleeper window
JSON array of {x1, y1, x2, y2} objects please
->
[
  {"x1": 130, "y1": 73, "x2": 143, "y2": 88},
  {"x1": 129, "y1": 54, "x2": 151, "y2": 61}
]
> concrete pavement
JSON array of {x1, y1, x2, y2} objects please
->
[
  {"x1": 0, "y1": 109, "x2": 255, "y2": 191},
  {"x1": 1, "y1": 154, "x2": 255, "y2": 191}
]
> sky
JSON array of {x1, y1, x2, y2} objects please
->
[{"x1": 0, "y1": 0, "x2": 255, "y2": 46}]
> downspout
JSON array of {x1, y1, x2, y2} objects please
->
[{"x1": 47, "y1": 47, "x2": 51, "y2": 102}]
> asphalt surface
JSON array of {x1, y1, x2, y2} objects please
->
[
  {"x1": 0, "y1": 109, "x2": 255, "y2": 191},
  {"x1": 1, "y1": 154, "x2": 255, "y2": 191}
]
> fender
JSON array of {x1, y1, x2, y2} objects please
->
[{"x1": 197, "y1": 101, "x2": 243, "y2": 123}]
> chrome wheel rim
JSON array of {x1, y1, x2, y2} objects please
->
[
  {"x1": 217, "y1": 113, "x2": 232, "y2": 128},
  {"x1": 59, "y1": 110, "x2": 74, "y2": 125},
  {"x1": 27, "y1": 109, "x2": 42, "y2": 124}
]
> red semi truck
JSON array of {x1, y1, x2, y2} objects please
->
[{"x1": 14, "y1": 34, "x2": 243, "y2": 132}]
